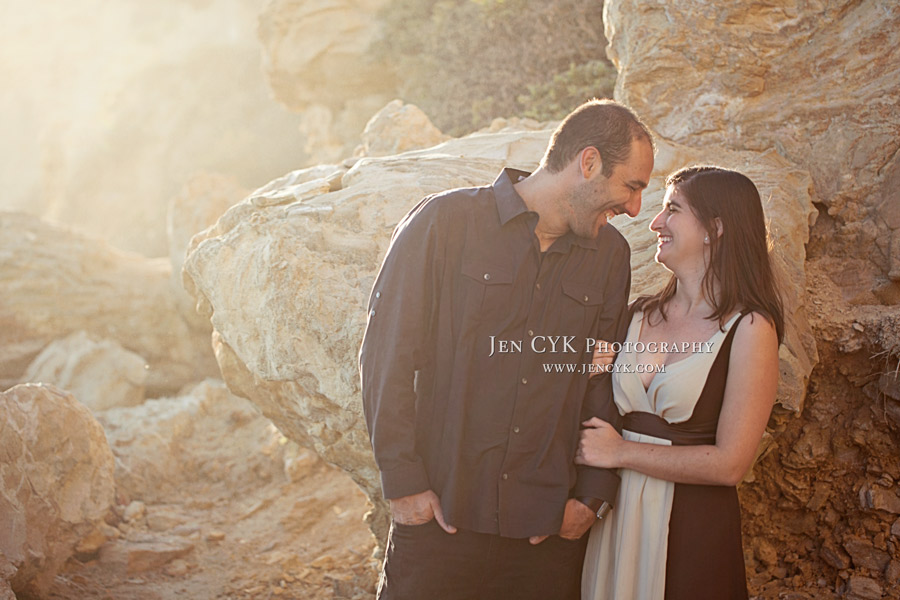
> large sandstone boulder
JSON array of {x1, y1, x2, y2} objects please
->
[
  {"x1": 0, "y1": 384, "x2": 115, "y2": 597},
  {"x1": 604, "y1": 0, "x2": 900, "y2": 294},
  {"x1": 184, "y1": 130, "x2": 550, "y2": 536},
  {"x1": 0, "y1": 212, "x2": 219, "y2": 394},
  {"x1": 183, "y1": 126, "x2": 815, "y2": 540},
  {"x1": 20, "y1": 331, "x2": 147, "y2": 412}
]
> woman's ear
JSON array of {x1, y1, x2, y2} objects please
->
[{"x1": 714, "y1": 217, "x2": 724, "y2": 239}]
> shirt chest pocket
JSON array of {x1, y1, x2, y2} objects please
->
[
  {"x1": 460, "y1": 261, "x2": 515, "y2": 326},
  {"x1": 561, "y1": 280, "x2": 606, "y2": 334}
]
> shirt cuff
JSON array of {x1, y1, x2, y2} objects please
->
[
  {"x1": 572, "y1": 465, "x2": 620, "y2": 508},
  {"x1": 379, "y1": 460, "x2": 431, "y2": 500}
]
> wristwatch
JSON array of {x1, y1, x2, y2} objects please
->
[{"x1": 576, "y1": 496, "x2": 612, "y2": 520}]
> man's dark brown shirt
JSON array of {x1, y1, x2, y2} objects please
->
[{"x1": 360, "y1": 169, "x2": 631, "y2": 538}]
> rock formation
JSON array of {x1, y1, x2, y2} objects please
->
[
  {"x1": 0, "y1": 212, "x2": 218, "y2": 394},
  {"x1": 0, "y1": 384, "x2": 115, "y2": 597},
  {"x1": 356, "y1": 100, "x2": 448, "y2": 157},
  {"x1": 183, "y1": 107, "x2": 816, "y2": 543},
  {"x1": 257, "y1": 0, "x2": 397, "y2": 163},
  {"x1": 20, "y1": 331, "x2": 147, "y2": 412},
  {"x1": 604, "y1": 0, "x2": 900, "y2": 301}
]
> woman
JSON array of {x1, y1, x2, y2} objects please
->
[{"x1": 577, "y1": 166, "x2": 783, "y2": 600}]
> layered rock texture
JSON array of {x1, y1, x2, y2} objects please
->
[
  {"x1": 0, "y1": 212, "x2": 218, "y2": 394},
  {"x1": 27, "y1": 378, "x2": 375, "y2": 598},
  {"x1": 0, "y1": 384, "x2": 115, "y2": 597},
  {"x1": 604, "y1": 0, "x2": 900, "y2": 300},
  {"x1": 97, "y1": 380, "x2": 289, "y2": 504}
]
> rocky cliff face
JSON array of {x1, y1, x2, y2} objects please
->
[
  {"x1": 603, "y1": 1, "x2": 900, "y2": 597},
  {"x1": 604, "y1": 0, "x2": 900, "y2": 299}
]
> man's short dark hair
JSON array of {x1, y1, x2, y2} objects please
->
[{"x1": 541, "y1": 98, "x2": 654, "y2": 176}]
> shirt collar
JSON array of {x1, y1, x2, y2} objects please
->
[
  {"x1": 492, "y1": 168, "x2": 532, "y2": 226},
  {"x1": 492, "y1": 168, "x2": 604, "y2": 251}
]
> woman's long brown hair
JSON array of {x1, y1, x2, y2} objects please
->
[{"x1": 635, "y1": 165, "x2": 785, "y2": 344}]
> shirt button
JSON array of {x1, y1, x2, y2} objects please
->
[
  {"x1": 502, "y1": 473, "x2": 509, "y2": 480},
  {"x1": 527, "y1": 329, "x2": 534, "y2": 336},
  {"x1": 369, "y1": 310, "x2": 376, "y2": 317},
  {"x1": 535, "y1": 283, "x2": 541, "y2": 290},
  {"x1": 375, "y1": 292, "x2": 381, "y2": 299},
  {"x1": 513, "y1": 426, "x2": 520, "y2": 434},
  {"x1": 584, "y1": 295, "x2": 589, "y2": 302},
  {"x1": 521, "y1": 377, "x2": 527, "y2": 385},
  {"x1": 483, "y1": 273, "x2": 491, "y2": 281}
]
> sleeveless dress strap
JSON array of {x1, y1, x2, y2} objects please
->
[{"x1": 677, "y1": 311, "x2": 751, "y2": 439}]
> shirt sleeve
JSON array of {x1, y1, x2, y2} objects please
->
[
  {"x1": 572, "y1": 237, "x2": 632, "y2": 505},
  {"x1": 359, "y1": 197, "x2": 443, "y2": 500}
]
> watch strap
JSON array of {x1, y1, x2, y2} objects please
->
[{"x1": 575, "y1": 496, "x2": 611, "y2": 520}]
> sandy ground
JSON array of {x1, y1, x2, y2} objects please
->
[{"x1": 45, "y1": 387, "x2": 378, "y2": 600}]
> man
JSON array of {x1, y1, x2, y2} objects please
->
[{"x1": 360, "y1": 99, "x2": 654, "y2": 599}]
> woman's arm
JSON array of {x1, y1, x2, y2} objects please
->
[{"x1": 575, "y1": 313, "x2": 778, "y2": 486}]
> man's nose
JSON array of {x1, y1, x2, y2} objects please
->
[{"x1": 623, "y1": 193, "x2": 642, "y2": 218}]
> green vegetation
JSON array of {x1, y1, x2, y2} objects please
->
[{"x1": 375, "y1": 0, "x2": 616, "y2": 136}]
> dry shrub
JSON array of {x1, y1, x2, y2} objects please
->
[{"x1": 376, "y1": 0, "x2": 615, "y2": 135}]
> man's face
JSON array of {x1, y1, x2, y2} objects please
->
[{"x1": 565, "y1": 138, "x2": 654, "y2": 239}]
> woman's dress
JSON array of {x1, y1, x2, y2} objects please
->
[{"x1": 582, "y1": 310, "x2": 749, "y2": 600}]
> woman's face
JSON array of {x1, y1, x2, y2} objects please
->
[{"x1": 649, "y1": 186, "x2": 709, "y2": 269}]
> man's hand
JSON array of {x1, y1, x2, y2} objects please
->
[
  {"x1": 559, "y1": 498, "x2": 597, "y2": 539},
  {"x1": 529, "y1": 498, "x2": 597, "y2": 544},
  {"x1": 390, "y1": 489, "x2": 457, "y2": 534}
]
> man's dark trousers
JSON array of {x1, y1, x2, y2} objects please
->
[{"x1": 377, "y1": 519, "x2": 589, "y2": 600}]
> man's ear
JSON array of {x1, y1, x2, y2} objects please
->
[{"x1": 579, "y1": 146, "x2": 602, "y2": 179}]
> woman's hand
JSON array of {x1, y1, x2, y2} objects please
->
[
  {"x1": 590, "y1": 339, "x2": 616, "y2": 378},
  {"x1": 575, "y1": 417, "x2": 624, "y2": 468}
]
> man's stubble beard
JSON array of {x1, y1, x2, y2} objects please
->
[{"x1": 567, "y1": 177, "x2": 613, "y2": 239}]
